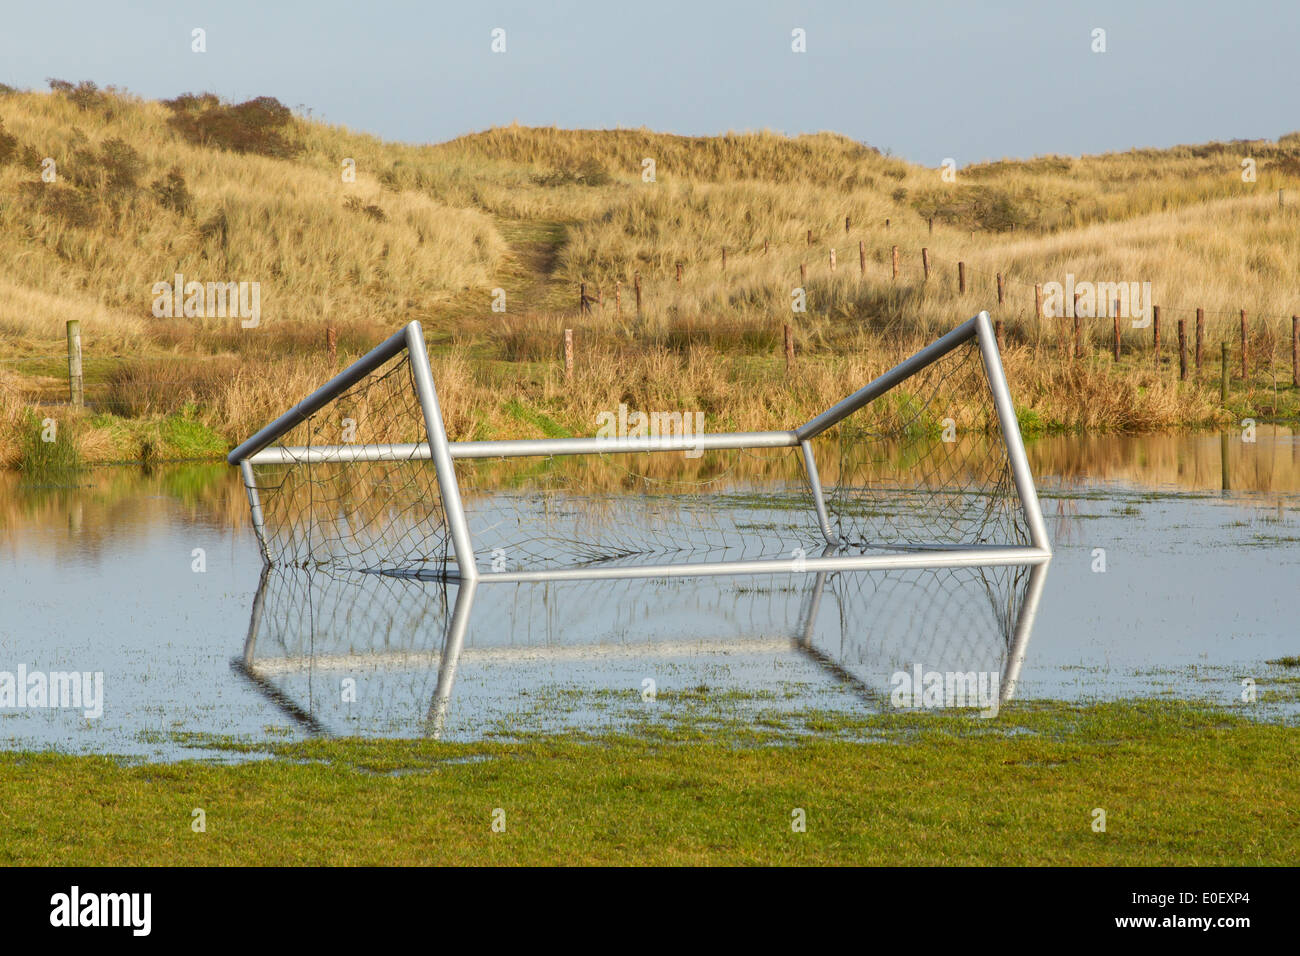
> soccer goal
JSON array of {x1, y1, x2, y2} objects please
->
[{"x1": 227, "y1": 311, "x2": 1050, "y2": 583}]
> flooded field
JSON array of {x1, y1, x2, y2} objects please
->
[{"x1": 1, "y1": 427, "x2": 1297, "y2": 761}]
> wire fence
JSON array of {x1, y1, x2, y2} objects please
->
[{"x1": 6, "y1": 214, "x2": 1300, "y2": 414}]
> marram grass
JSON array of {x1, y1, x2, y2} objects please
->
[{"x1": 3, "y1": 84, "x2": 1299, "y2": 466}]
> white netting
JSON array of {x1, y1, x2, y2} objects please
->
[
  {"x1": 234, "y1": 562, "x2": 1036, "y2": 737},
  {"x1": 243, "y1": 332, "x2": 1029, "y2": 576}
]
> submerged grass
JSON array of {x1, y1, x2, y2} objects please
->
[{"x1": 0, "y1": 698, "x2": 1295, "y2": 865}]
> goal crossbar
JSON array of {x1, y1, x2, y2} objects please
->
[{"x1": 228, "y1": 312, "x2": 1051, "y2": 582}]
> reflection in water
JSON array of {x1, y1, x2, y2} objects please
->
[
  {"x1": 1, "y1": 428, "x2": 1296, "y2": 758},
  {"x1": 235, "y1": 561, "x2": 1049, "y2": 739},
  {"x1": 1029, "y1": 425, "x2": 1299, "y2": 494},
  {"x1": 1, "y1": 427, "x2": 1294, "y2": 556}
]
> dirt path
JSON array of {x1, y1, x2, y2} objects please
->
[{"x1": 494, "y1": 219, "x2": 572, "y2": 313}]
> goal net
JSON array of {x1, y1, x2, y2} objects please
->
[{"x1": 229, "y1": 313, "x2": 1048, "y2": 581}]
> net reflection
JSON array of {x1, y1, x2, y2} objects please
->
[{"x1": 235, "y1": 560, "x2": 1048, "y2": 739}]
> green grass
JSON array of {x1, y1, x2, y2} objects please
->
[
  {"x1": 17, "y1": 408, "x2": 82, "y2": 475},
  {"x1": 0, "y1": 699, "x2": 1295, "y2": 865},
  {"x1": 158, "y1": 406, "x2": 227, "y2": 458},
  {"x1": 502, "y1": 398, "x2": 571, "y2": 439}
]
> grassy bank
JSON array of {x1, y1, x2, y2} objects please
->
[
  {"x1": 0, "y1": 699, "x2": 1295, "y2": 865},
  {"x1": 3, "y1": 82, "x2": 1300, "y2": 468}
]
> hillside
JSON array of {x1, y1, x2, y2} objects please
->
[{"x1": 1, "y1": 80, "x2": 1298, "y2": 466}]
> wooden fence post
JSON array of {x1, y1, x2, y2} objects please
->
[
  {"x1": 922, "y1": 248, "x2": 930, "y2": 280},
  {"x1": 721, "y1": 247, "x2": 727, "y2": 271},
  {"x1": 845, "y1": 215, "x2": 851, "y2": 234},
  {"x1": 66, "y1": 319, "x2": 83, "y2": 408},
  {"x1": 1035, "y1": 284, "x2": 1043, "y2": 321},
  {"x1": 958, "y1": 261, "x2": 966, "y2": 295},
  {"x1": 829, "y1": 248, "x2": 836, "y2": 272},
  {"x1": 784, "y1": 323, "x2": 795, "y2": 373},
  {"x1": 615, "y1": 280, "x2": 622, "y2": 314},
  {"x1": 996, "y1": 272, "x2": 1004, "y2": 305},
  {"x1": 891, "y1": 245, "x2": 899, "y2": 281},
  {"x1": 1178, "y1": 319, "x2": 1187, "y2": 380},
  {"x1": 1071, "y1": 292, "x2": 1081, "y2": 358},
  {"x1": 928, "y1": 216, "x2": 933, "y2": 234},
  {"x1": 1240, "y1": 310, "x2": 1248, "y2": 379},
  {"x1": 1221, "y1": 342, "x2": 1229, "y2": 403},
  {"x1": 885, "y1": 218, "x2": 890, "y2": 230},
  {"x1": 1195, "y1": 308, "x2": 1204, "y2": 373},
  {"x1": 326, "y1": 325, "x2": 337, "y2": 366},
  {"x1": 800, "y1": 263, "x2": 807, "y2": 285},
  {"x1": 806, "y1": 229, "x2": 813, "y2": 246},
  {"x1": 564, "y1": 329, "x2": 574, "y2": 381},
  {"x1": 1113, "y1": 311, "x2": 1121, "y2": 361},
  {"x1": 676, "y1": 262, "x2": 683, "y2": 285},
  {"x1": 634, "y1": 271, "x2": 642, "y2": 316},
  {"x1": 858, "y1": 240, "x2": 866, "y2": 277},
  {"x1": 1293, "y1": 315, "x2": 1299, "y2": 388},
  {"x1": 764, "y1": 239, "x2": 769, "y2": 255},
  {"x1": 995, "y1": 319, "x2": 1004, "y2": 352},
  {"x1": 579, "y1": 282, "x2": 589, "y2": 315},
  {"x1": 1152, "y1": 305, "x2": 1161, "y2": 364}
]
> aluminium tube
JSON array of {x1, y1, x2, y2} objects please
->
[
  {"x1": 226, "y1": 325, "x2": 410, "y2": 465},
  {"x1": 973, "y1": 311, "x2": 1052, "y2": 553},
  {"x1": 244, "y1": 431, "x2": 801, "y2": 465},
  {"x1": 795, "y1": 317, "x2": 978, "y2": 441},
  {"x1": 404, "y1": 321, "x2": 479, "y2": 581},
  {"x1": 470, "y1": 545, "x2": 1050, "y2": 584}
]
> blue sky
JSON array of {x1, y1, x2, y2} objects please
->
[{"x1": 2, "y1": 0, "x2": 1296, "y2": 164}]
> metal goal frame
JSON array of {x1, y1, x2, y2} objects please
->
[{"x1": 227, "y1": 310, "x2": 1051, "y2": 583}]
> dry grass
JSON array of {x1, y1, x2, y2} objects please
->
[{"x1": 2, "y1": 84, "x2": 1298, "y2": 463}]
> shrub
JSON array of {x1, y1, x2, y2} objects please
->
[
  {"x1": 162, "y1": 92, "x2": 300, "y2": 157},
  {"x1": 344, "y1": 195, "x2": 386, "y2": 221},
  {"x1": 67, "y1": 137, "x2": 144, "y2": 198},
  {"x1": 151, "y1": 166, "x2": 194, "y2": 214},
  {"x1": 47, "y1": 78, "x2": 111, "y2": 113},
  {"x1": 20, "y1": 182, "x2": 97, "y2": 227},
  {"x1": 0, "y1": 121, "x2": 18, "y2": 164},
  {"x1": 534, "y1": 157, "x2": 613, "y2": 187},
  {"x1": 910, "y1": 184, "x2": 1031, "y2": 233}
]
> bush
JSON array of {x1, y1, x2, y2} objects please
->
[
  {"x1": 162, "y1": 93, "x2": 300, "y2": 158},
  {"x1": 0, "y1": 121, "x2": 18, "y2": 165},
  {"x1": 343, "y1": 195, "x2": 386, "y2": 221},
  {"x1": 47, "y1": 78, "x2": 111, "y2": 113},
  {"x1": 534, "y1": 157, "x2": 613, "y2": 187},
  {"x1": 910, "y1": 184, "x2": 1031, "y2": 233},
  {"x1": 20, "y1": 182, "x2": 97, "y2": 227},
  {"x1": 68, "y1": 137, "x2": 144, "y2": 197},
  {"x1": 151, "y1": 166, "x2": 194, "y2": 215}
]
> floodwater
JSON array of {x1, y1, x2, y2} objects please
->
[{"x1": 0, "y1": 427, "x2": 1297, "y2": 761}]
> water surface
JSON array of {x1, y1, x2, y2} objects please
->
[{"x1": 1, "y1": 428, "x2": 1296, "y2": 760}]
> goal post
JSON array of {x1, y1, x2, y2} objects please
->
[
  {"x1": 228, "y1": 311, "x2": 1051, "y2": 582},
  {"x1": 227, "y1": 321, "x2": 477, "y2": 578}
]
